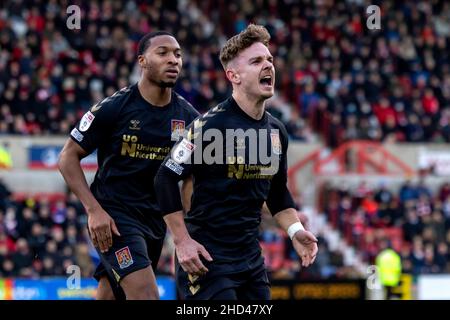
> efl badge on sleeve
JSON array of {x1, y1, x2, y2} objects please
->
[
  {"x1": 270, "y1": 132, "x2": 282, "y2": 155},
  {"x1": 79, "y1": 111, "x2": 95, "y2": 132},
  {"x1": 171, "y1": 119, "x2": 185, "y2": 141},
  {"x1": 115, "y1": 246, "x2": 134, "y2": 269},
  {"x1": 172, "y1": 138, "x2": 196, "y2": 164}
]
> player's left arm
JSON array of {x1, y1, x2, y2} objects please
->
[
  {"x1": 273, "y1": 209, "x2": 318, "y2": 267},
  {"x1": 154, "y1": 126, "x2": 212, "y2": 276},
  {"x1": 266, "y1": 127, "x2": 318, "y2": 267},
  {"x1": 180, "y1": 104, "x2": 201, "y2": 214}
]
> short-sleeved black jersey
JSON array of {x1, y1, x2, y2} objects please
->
[
  {"x1": 70, "y1": 84, "x2": 199, "y2": 239},
  {"x1": 155, "y1": 96, "x2": 296, "y2": 267}
]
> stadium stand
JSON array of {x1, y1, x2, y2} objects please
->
[
  {"x1": 1, "y1": 0, "x2": 450, "y2": 299},
  {"x1": 1, "y1": 1, "x2": 449, "y2": 144}
]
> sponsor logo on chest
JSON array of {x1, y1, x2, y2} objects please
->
[{"x1": 129, "y1": 119, "x2": 141, "y2": 130}]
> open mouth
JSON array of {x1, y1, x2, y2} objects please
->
[{"x1": 260, "y1": 75, "x2": 273, "y2": 87}]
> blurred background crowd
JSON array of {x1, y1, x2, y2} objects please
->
[
  {"x1": 1, "y1": 0, "x2": 449, "y2": 145},
  {"x1": 1, "y1": 0, "x2": 450, "y2": 286}
]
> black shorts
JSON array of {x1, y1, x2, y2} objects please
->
[
  {"x1": 176, "y1": 258, "x2": 271, "y2": 300},
  {"x1": 92, "y1": 220, "x2": 164, "y2": 299}
]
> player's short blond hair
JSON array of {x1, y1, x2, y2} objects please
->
[{"x1": 219, "y1": 24, "x2": 271, "y2": 69}]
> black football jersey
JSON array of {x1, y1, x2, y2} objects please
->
[
  {"x1": 156, "y1": 96, "x2": 296, "y2": 266},
  {"x1": 70, "y1": 84, "x2": 199, "y2": 239}
]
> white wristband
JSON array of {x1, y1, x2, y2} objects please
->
[{"x1": 287, "y1": 222, "x2": 305, "y2": 240}]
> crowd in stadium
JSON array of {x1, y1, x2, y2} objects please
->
[
  {"x1": 1, "y1": 0, "x2": 449, "y2": 146},
  {"x1": 258, "y1": 209, "x2": 358, "y2": 280},
  {"x1": 0, "y1": 183, "x2": 96, "y2": 278},
  {"x1": 321, "y1": 179, "x2": 450, "y2": 276},
  {"x1": 4, "y1": 176, "x2": 450, "y2": 280}
]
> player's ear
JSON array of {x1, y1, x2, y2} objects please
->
[
  {"x1": 138, "y1": 55, "x2": 146, "y2": 68},
  {"x1": 225, "y1": 68, "x2": 240, "y2": 85}
]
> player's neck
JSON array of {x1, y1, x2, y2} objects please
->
[
  {"x1": 138, "y1": 79, "x2": 172, "y2": 107},
  {"x1": 232, "y1": 91, "x2": 266, "y2": 120}
]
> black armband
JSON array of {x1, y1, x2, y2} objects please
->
[
  {"x1": 266, "y1": 184, "x2": 297, "y2": 216},
  {"x1": 154, "y1": 167, "x2": 184, "y2": 215}
]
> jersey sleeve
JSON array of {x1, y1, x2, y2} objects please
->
[
  {"x1": 266, "y1": 125, "x2": 297, "y2": 216},
  {"x1": 187, "y1": 105, "x2": 201, "y2": 124},
  {"x1": 69, "y1": 96, "x2": 120, "y2": 154}
]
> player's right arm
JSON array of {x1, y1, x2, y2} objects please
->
[
  {"x1": 163, "y1": 210, "x2": 212, "y2": 276},
  {"x1": 58, "y1": 139, "x2": 120, "y2": 253},
  {"x1": 58, "y1": 91, "x2": 125, "y2": 253},
  {"x1": 181, "y1": 175, "x2": 193, "y2": 213}
]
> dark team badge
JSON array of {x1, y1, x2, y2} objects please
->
[
  {"x1": 270, "y1": 132, "x2": 282, "y2": 155},
  {"x1": 115, "y1": 246, "x2": 134, "y2": 269},
  {"x1": 171, "y1": 119, "x2": 185, "y2": 141}
]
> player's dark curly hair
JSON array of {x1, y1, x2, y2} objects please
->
[
  {"x1": 137, "y1": 31, "x2": 175, "y2": 56},
  {"x1": 219, "y1": 24, "x2": 271, "y2": 68}
]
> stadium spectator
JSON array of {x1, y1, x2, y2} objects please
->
[
  {"x1": 0, "y1": 0, "x2": 448, "y2": 147},
  {"x1": 322, "y1": 180, "x2": 450, "y2": 276},
  {"x1": 0, "y1": 178, "x2": 12, "y2": 212}
]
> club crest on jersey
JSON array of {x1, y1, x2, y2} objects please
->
[
  {"x1": 115, "y1": 246, "x2": 134, "y2": 269},
  {"x1": 270, "y1": 132, "x2": 282, "y2": 155},
  {"x1": 79, "y1": 111, "x2": 95, "y2": 132},
  {"x1": 171, "y1": 119, "x2": 185, "y2": 141}
]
